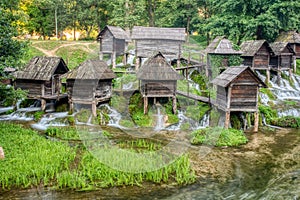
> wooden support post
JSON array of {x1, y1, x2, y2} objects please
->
[
  {"x1": 99, "y1": 52, "x2": 103, "y2": 60},
  {"x1": 154, "y1": 97, "x2": 157, "y2": 105},
  {"x1": 289, "y1": 68, "x2": 293, "y2": 81},
  {"x1": 224, "y1": 111, "x2": 230, "y2": 129},
  {"x1": 172, "y1": 96, "x2": 177, "y2": 114},
  {"x1": 277, "y1": 70, "x2": 281, "y2": 85},
  {"x1": 266, "y1": 69, "x2": 270, "y2": 85},
  {"x1": 92, "y1": 101, "x2": 97, "y2": 117},
  {"x1": 0, "y1": 147, "x2": 4, "y2": 160},
  {"x1": 254, "y1": 111, "x2": 259, "y2": 132},
  {"x1": 293, "y1": 56, "x2": 297, "y2": 73},
  {"x1": 41, "y1": 99, "x2": 46, "y2": 111},
  {"x1": 123, "y1": 53, "x2": 127, "y2": 66},
  {"x1": 69, "y1": 100, "x2": 74, "y2": 114},
  {"x1": 177, "y1": 44, "x2": 181, "y2": 68},
  {"x1": 112, "y1": 51, "x2": 117, "y2": 68},
  {"x1": 144, "y1": 97, "x2": 148, "y2": 114}
]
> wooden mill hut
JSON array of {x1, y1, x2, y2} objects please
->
[
  {"x1": 15, "y1": 56, "x2": 69, "y2": 110},
  {"x1": 211, "y1": 66, "x2": 266, "y2": 132},
  {"x1": 206, "y1": 36, "x2": 243, "y2": 79},
  {"x1": 131, "y1": 26, "x2": 186, "y2": 69},
  {"x1": 275, "y1": 30, "x2": 300, "y2": 71},
  {"x1": 240, "y1": 40, "x2": 273, "y2": 82},
  {"x1": 136, "y1": 52, "x2": 183, "y2": 114},
  {"x1": 65, "y1": 59, "x2": 116, "y2": 116},
  {"x1": 97, "y1": 25, "x2": 130, "y2": 68},
  {"x1": 269, "y1": 42, "x2": 295, "y2": 79}
]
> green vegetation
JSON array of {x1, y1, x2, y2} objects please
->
[
  {"x1": 185, "y1": 103, "x2": 210, "y2": 122},
  {"x1": 271, "y1": 116, "x2": 300, "y2": 128},
  {"x1": 0, "y1": 122, "x2": 196, "y2": 190},
  {"x1": 33, "y1": 111, "x2": 45, "y2": 121},
  {"x1": 113, "y1": 74, "x2": 138, "y2": 90},
  {"x1": 0, "y1": 84, "x2": 27, "y2": 107},
  {"x1": 259, "y1": 105, "x2": 278, "y2": 124},
  {"x1": 46, "y1": 127, "x2": 80, "y2": 140},
  {"x1": 190, "y1": 127, "x2": 248, "y2": 147},
  {"x1": 129, "y1": 93, "x2": 153, "y2": 127},
  {"x1": 110, "y1": 95, "x2": 128, "y2": 114},
  {"x1": 0, "y1": 123, "x2": 76, "y2": 189},
  {"x1": 260, "y1": 88, "x2": 276, "y2": 101}
]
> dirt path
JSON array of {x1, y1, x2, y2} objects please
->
[{"x1": 31, "y1": 41, "x2": 97, "y2": 57}]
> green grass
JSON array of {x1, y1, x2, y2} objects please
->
[
  {"x1": 190, "y1": 127, "x2": 248, "y2": 147},
  {"x1": 31, "y1": 40, "x2": 70, "y2": 51},
  {"x1": 0, "y1": 122, "x2": 196, "y2": 190},
  {"x1": 45, "y1": 127, "x2": 81, "y2": 140},
  {"x1": 0, "y1": 122, "x2": 76, "y2": 189}
]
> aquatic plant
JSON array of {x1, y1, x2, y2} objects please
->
[
  {"x1": 271, "y1": 116, "x2": 300, "y2": 128},
  {"x1": 190, "y1": 127, "x2": 248, "y2": 147},
  {"x1": 45, "y1": 127, "x2": 80, "y2": 140},
  {"x1": 0, "y1": 122, "x2": 76, "y2": 189}
]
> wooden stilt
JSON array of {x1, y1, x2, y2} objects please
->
[
  {"x1": 224, "y1": 111, "x2": 230, "y2": 129},
  {"x1": 92, "y1": 101, "x2": 97, "y2": 117},
  {"x1": 277, "y1": 70, "x2": 282, "y2": 85},
  {"x1": 136, "y1": 57, "x2": 140, "y2": 70},
  {"x1": 123, "y1": 53, "x2": 127, "y2": 66},
  {"x1": 154, "y1": 97, "x2": 156, "y2": 105},
  {"x1": 112, "y1": 51, "x2": 117, "y2": 68},
  {"x1": 266, "y1": 69, "x2": 270, "y2": 85},
  {"x1": 293, "y1": 56, "x2": 297, "y2": 73},
  {"x1": 144, "y1": 97, "x2": 148, "y2": 114},
  {"x1": 99, "y1": 52, "x2": 103, "y2": 60},
  {"x1": 69, "y1": 101, "x2": 74, "y2": 114},
  {"x1": 41, "y1": 99, "x2": 46, "y2": 111},
  {"x1": 254, "y1": 111, "x2": 259, "y2": 132},
  {"x1": 172, "y1": 96, "x2": 177, "y2": 114}
]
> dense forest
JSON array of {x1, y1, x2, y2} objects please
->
[{"x1": 1, "y1": 0, "x2": 300, "y2": 71}]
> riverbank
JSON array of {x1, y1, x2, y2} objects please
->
[{"x1": 0, "y1": 122, "x2": 299, "y2": 199}]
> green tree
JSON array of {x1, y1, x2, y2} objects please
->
[
  {"x1": 0, "y1": 1, "x2": 27, "y2": 73},
  {"x1": 204, "y1": 0, "x2": 300, "y2": 44}
]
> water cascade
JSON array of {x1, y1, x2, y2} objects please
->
[
  {"x1": 31, "y1": 112, "x2": 69, "y2": 131},
  {"x1": 154, "y1": 106, "x2": 165, "y2": 131}
]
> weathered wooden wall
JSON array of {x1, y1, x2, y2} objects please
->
[
  {"x1": 230, "y1": 84, "x2": 257, "y2": 111},
  {"x1": 141, "y1": 81, "x2": 176, "y2": 97},
  {"x1": 100, "y1": 31, "x2": 114, "y2": 53},
  {"x1": 15, "y1": 79, "x2": 43, "y2": 98},
  {"x1": 215, "y1": 86, "x2": 227, "y2": 110},
  {"x1": 135, "y1": 40, "x2": 182, "y2": 58}
]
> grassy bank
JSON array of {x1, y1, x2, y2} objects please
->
[{"x1": 0, "y1": 123, "x2": 196, "y2": 190}]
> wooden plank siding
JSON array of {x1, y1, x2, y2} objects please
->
[
  {"x1": 141, "y1": 81, "x2": 176, "y2": 97},
  {"x1": 135, "y1": 40, "x2": 182, "y2": 58},
  {"x1": 15, "y1": 80, "x2": 43, "y2": 98}
]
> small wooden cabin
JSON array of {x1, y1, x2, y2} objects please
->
[
  {"x1": 97, "y1": 25, "x2": 130, "y2": 68},
  {"x1": 136, "y1": 52, "x2": 183, "y2": 114},
  {"x1": 211, "y1": 66, "x2": 267, "y2": 132},
  {"x1": 269, "y1": 42, "x2": 295, "y2": 78},
  {"x1": 15, "y1": 56, "x2": 69, "y2": 110},
  {"x1": 131, "y1": 26, "x2": 186, "y2": 69},
  {"x1": 240, "y1": 40, "x2": 273, "y2": 82},
  {"x1": 275, "y1": 30, "x2": 300, "y2": 72},
  {"x1": 206, "y1": 36, "x2": 243, "y2": 79},
  {"x1": 65, "y1": 59, "x2": 116, "y2": 116}
]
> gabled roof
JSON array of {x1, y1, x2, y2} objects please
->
[
  {"x1": 275, "y1": 30, "x2": 300, "y2": 44},
  {"x1": 269, "y1": 42, "x2": 295, "y2": 56},
  {"x1": 65, "y1": 59, "x2": 116, "y2": 80},
  {"x1": 137, "y1": 52, "x2": 183, "y2": 81},
  {"x1": 97, "y1": 25, "x2": 130, "y2": 41},
  {"x1": 211, "y1": 66, "x2": 266, "y2": 88},
  {"x1": 131, "y1": 26, "x2": 186, "y2": 41},
  {"x1": 240, "y1": 40, "x2": 273, "y2": 57},
  {"x1": 16, "y1": 56, "x2": 68, "y2": 81},
  {"x1": 206, "y1": 36, "x2": 243, "y2": 55}
]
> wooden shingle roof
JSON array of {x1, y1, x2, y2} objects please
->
[
  {"x1": 269, "y1": 42, "x2": 295, "y2": 56},
  {"x1": 97, "y1": 25, "x2": 130, "y2": 41},
  {"x1": 137, "y1": 52, "x2": 183, "y2": 81},
  {"x1": 65, "y1": 59, "x2": 116, "y2": 80},
  {"x1": 240, "y1": 40, "x2": 272, "y2": 57},
  {"x1": 16, "y1": 56, "x2": 68, "y2": 81},
  {"x1": 206, "y1": 36, "x2": 243, "y2": 55},
  {"x1": 275, "y1": 30, "x2": 300, "y2": 44},
  {"x1": 131, "y1": 26, "x2": 186, "y2": 41},
  {"x1": 211, "y1": 66, "x2": 266, "y2": 87}
]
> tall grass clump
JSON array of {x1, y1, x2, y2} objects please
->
[
  {"x1": 0, "y1": 122, "x2": 76, "y2": 190},
  {"x1": 191, "y1": 127, "x2": 248, "y2": 147}
]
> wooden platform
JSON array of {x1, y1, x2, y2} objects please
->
[{"x1": 176, "y1": 90, "x2": 211, "y2": 104}]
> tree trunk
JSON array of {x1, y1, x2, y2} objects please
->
[{"x1": 147, "y1": 0, "x2": 155, "y2": 27}]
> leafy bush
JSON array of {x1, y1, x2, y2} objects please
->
[
  {"x1": 259, "y1": 105, "x2": 278, "y2": 124},
  {"x1": 271, "y1": 116, "x2": 300, "y2": 128},
  {"x1": 190, "y1": 127, "x2": 248, "y2": 147},
  {"x1": 0, "y1": 84, "x2": 27, "y2": 107}
]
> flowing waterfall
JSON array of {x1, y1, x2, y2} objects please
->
[
  {"x1": 31, "y1": 112, "x2": 69, "y2": 131},
  {"x1": 154, "y1": 106, "x2": 165, "y2": 131}
]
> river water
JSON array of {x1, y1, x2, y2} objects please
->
[{"x1": 0, "y1": 125, "x2": 299, "y2": 200}]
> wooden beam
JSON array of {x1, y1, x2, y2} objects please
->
[
  {"x1": 92, "y1": 101, "x2": 97, "y2": 117},
  {"x1": 41, "y1": 99, "x2": 46, "y2": 111},
  {"x1": 172, "y1": 96, "x2": 177, "y2": 114},
  {"x1": 254, "y1": 111, "x2": 259, "y2": 132},
  {"x1": 224, "y1": 111, "x2": 230, "y2": 129},
  {"x1": 144, "y1": 97, "x2": 148, "y2": 114}
]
